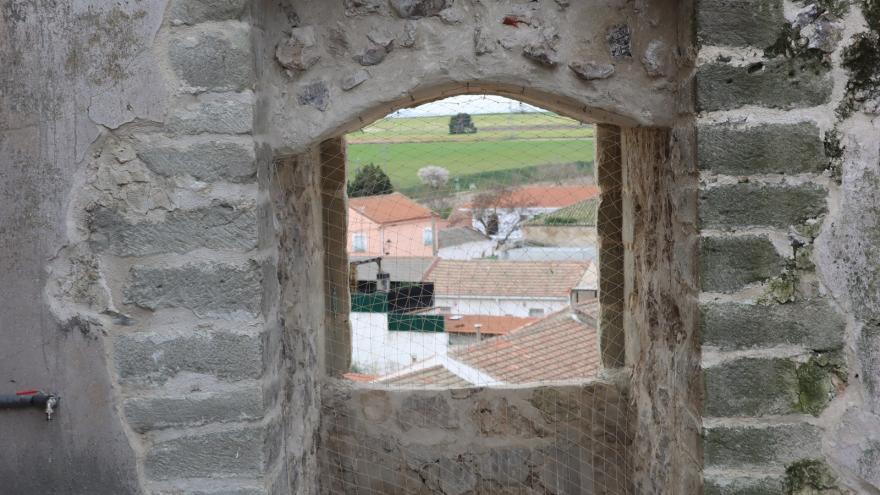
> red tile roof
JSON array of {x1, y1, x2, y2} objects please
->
[
  {"x1": 449, "y1": 310, "x2": 600, "y2": 384},
  {"x1": 373, "y1": 307, "x2": 600, "y2": 387},
  {"x1": 423, "y1": 259, "x2": 591, "y2": 298},
  {"x1": 443, "y1": 314, "x2": 538, "y2": 335},
  {"x1": 343, "y1": 372, "x2": 378, "y2": 382},
  {"x1": 379, "y1": 364, "x2": 472, "y2": 388},
  {"x1": 349, "y1": 192, "x2": 434, "y2": 225}
]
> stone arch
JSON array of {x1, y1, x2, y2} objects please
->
[{"x1": 269, "y1": 87, "x2": 696, "y2": 495}]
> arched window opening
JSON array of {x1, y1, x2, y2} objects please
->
[{"x1": 321, "y1": 94, "x2": 623, "y2": 388}]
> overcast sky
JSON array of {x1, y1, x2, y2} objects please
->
[{"x1": 391, "y1": 94, "x2": 544, "y2": 118}]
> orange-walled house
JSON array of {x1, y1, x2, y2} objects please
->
[{"x1": 348, "y1": 192, "x2": 438, "y2": 257}]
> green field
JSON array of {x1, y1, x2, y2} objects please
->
[{"x1": 346, "y1": 112, "x2": 595, "y2": 191}]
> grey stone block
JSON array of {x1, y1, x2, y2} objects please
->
[
  {"x1": 167, "y1": 91, "x2": 253, "y2": 134},
  {"x1": 704, "y1": 474, "x2": 786, "y2": 495},
  {"x1": 390, "y1": 0, "x2": 452, "y2": 19},
  {"x1": 124, "y1": 386, "x2": 263, "y2": 432},
  {"x1": 89, "y1": 204, "x2": 258, "y2": 256},
  {"x1": 701, "y1": 300, "x2": 845, "y2": 351},
  {"x1": 701, "y1": 236, "x2": 786, "y2": 293},
  {"x1": 168, "y1": 0, "x2": 248, "y2": 24},
  {"x1": 137, "y1": 138, "x2": 256, "y2": 182},
  {"x1": 697, "y1": 60, "x2": 832, "y2": 112},
  {"x1": 169, "y1": 25, "x2": 254, "y2": 91},
  {"x1": 704, "y1": 358, "x2": 799, "y2": 417},
  {"x1": 144, "y1": 425, "x2": 266, "y2": 480},
  {"x1": 860, "y1": 322, "x2": 880, "y2": 415},
  {"x1": 697, "y1": 0, "x2": 785, "y2": 48},
  {"x1": 115, "y1": 331, "x2": 263, "y2": 381},
  {"x1": 700, "y1": 182, "x2": 827, "y2": 229},
  {"x1": 124, "y1": 262, "x2": 262, "y2": 314},
  {"x1": 698, "y1": 123, "x2": 826, "y2": 175},
  {"x1": 704, "y1": 422, "x2": 822, "y2": 467}
]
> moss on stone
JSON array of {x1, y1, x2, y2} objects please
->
[
  {"x1": 839, "y1": 31, "x2": 880, "y2": 117},
  {"x1": 796, "y1": 245, "x2": 816, "y2": 271},
  {"x1": 796, "y1": 352, "x2": 846, "y2": 416},
  {"x1": 765, "y1": 23, "x2": 829, "y2": 67},
  {"x1": 814, "y1": 0, "x2": 851, "y2": 17},
  {"x1": 823, "y1": 127, "x2": 844, "y2": 183},
  {"x1": 784, "y1": 459, "x2": 840, "y2": 494},
  {"x1": 864, "y1": 0, "x2": 880, "y2": 32}
]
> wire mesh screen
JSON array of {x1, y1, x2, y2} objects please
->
[
  {"x1": 318, "y1": 95, "x2": 630, "y2": 494},
  {"x1": 321, "y1": 94, "x2": 618, "y2": 386}
]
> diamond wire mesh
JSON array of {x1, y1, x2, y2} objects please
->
[{"x1": 318, "y1": 94, "x2": 630, "y2": 494}]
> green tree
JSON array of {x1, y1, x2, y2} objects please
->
[
  {"x1": 448, "y1": 113, "x2": 477, "y2": 134},
  {"x1": 347, "y1": 163, "x2": 394, "y2": 197}
]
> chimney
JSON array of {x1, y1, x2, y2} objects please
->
[{"x1": 474, "y1": 323, "x2": 482, "y2": 341}]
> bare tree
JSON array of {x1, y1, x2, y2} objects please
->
[
  {"x1": 418, "y1": 166, "x2": 451, "y2": 213},
  {"x1": 470, "y1": 187, "x2": 537, "y2": 248}
]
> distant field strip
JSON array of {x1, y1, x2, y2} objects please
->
[
  {"x1": 347, "y1": 112, "x2": 594, "y2": 145},
  {"x1": 346, "y1": 113, "x2": 595, "y2": 191},
  {"x1": 348, "y1": 140, "x2": 595, "y2": 190}
]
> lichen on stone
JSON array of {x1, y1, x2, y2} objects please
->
[
  {"x1": 759, "y1": 268, "x2": 799, "y2": 304},
  {"x1": 784, "y1": 459, "x2": 843, "y2": 494}
]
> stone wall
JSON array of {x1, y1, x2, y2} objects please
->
[
  {"x1": 320, "y1": 382, "x2": 631, "y2": 494},
  {"x1": 4, "y1": 0, "x2": 879, "y2": 493},
  {"x1": 696, "y1": 0, "x2": 880, "y2": 492}
]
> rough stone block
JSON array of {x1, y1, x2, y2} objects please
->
[
  {"x1": 115, "y1": 330, "x2": 263, "y2": 381},
  {"x1": 698, "y1": 123, "x2": 826, "y2": 175},
  {"x1": 124, "y1": 386, "x2": 263, "y2": 432},
  {"x1": 704, "y1": 474, "x2": 785, "y2": 495},
  {"x1": 137, "y1": 137, "x2": 256, "y2": 182},
  {"x1": 700, "y1": 183, "x2": 827, "y2": 229},
  {"x1": 860, "y1": 322, "x2": 880, "y2": 414},
  {"x1": 155, "y1": 483, "x2": 266, "y2": 495},
  {"x1": 124, "y1": 262, "x2": 262, "y2": 315},
  {"x1": 144, "y1": 425, "x2": 266, "y2": 480},
  {"x1": 89, "y1": 204, "x2": 258, "y2": 256},
  {"x1": 697, "y1": 0, "x2": 784, "y2": 48},
  {"x1": 167, "y1": 91, "x2": 253, "y2": 134},
  {"x1": 704, "y1": 358, "x2": 798, "y2": 417},
  {"x1": 704, "y1": 422, "x2": 821, "y2": 467},
  {"x1": 697, "y1": 60, "x2": 832, "y2": 112},
  {"x1": 168, "y1": 0, "x2": 248, "y2": 24},
  {"x1": 701, "y1": 236, "x2": 786, "y2": 293},
  {"x1": 169, "y1": 24, "x2": 254, "y2": 91},
  {"x1": 701, "y1": 300, "x2": 845, "y2": 351}
]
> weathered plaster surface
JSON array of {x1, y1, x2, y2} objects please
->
[{"x1": 0, "y1": 0, "x2": 167, "y2": 492}]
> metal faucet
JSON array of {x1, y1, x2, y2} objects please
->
[{"x1": 0, "y1": 390, "x2": 60, "y2": 420}]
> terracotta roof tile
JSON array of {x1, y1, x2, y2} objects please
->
[
  {"x1": 381, "y1": 364, "x2": 472, "y2": 388},
  {"x1": 343, "y1": 372, "x2": 378, "y2": 382},
  {"x1": 349, "y1": 192, "x2": 434, "y2": 225},
  {"x1": 443, "y1": 314, "x2": 538, "y2": 335},
  {"x1": 424, "y1": 259, "x2": 591, "y2": 298},
  {"x1": 450, "y1": 310, "x2": 599, "y2": 384},
  {"x1": 373, "y1": 308, "x2": 600, "y2": 387}
]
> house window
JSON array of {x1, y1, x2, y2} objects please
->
[
  {"x1": 422, "y1": 227, "x2": 433, "y2": 246},
  {"x1": 352, "y1": 232, "x2": 366, "y2": 252},
  {"x1": 528, "y1": 308, "x2": 545, "y2": 317}
]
